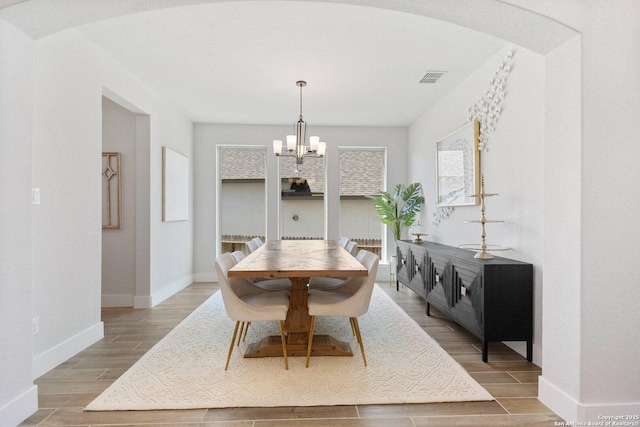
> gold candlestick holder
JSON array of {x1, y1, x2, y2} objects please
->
[{"x1": 460, "y1": 175, "x2": 508, "y2": 259}]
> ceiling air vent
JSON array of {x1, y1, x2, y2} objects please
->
[{"x1": 419, "y1": 71, "x2": 446, "y2": 84}]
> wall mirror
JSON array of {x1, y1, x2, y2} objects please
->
[{"x1": 436, "y1": 120, "x2": 480, "y2": 207}]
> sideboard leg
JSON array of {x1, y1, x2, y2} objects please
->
[
  {"x1": 426, "y1": 302, "x2": 431, "y2": 316},
  {"x1": 482, "y1": 340, "x2": 488, "y2": 362},
  {"x1": 527, "y1": 340, "x2": 533, "y2": 362}
]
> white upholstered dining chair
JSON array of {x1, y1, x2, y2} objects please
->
[
  {"x1": 215, "y1": 252, "x2": 290, "y2": 370},
  {"x1": 345, "y1": 240, "x2": 358, "y2": 256},
  {"x1": 305, "y1": 250, "x2": 379, "y2": 367},
  {"x1": 231, "y1": 251, "x2": 291, "y2": 291},
  {"x1": 307, "y1": 249, "x2": 368, "y2": 292},
  {"x1": 245, "y1": 239, "x2": 260, "y2": 253}
]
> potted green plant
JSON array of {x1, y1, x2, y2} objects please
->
[{"x1": 367, "y1": 183, "x2": 425, "y2": 246}]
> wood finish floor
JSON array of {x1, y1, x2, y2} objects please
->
[{"x1": 21, "y1": 281, "x2": 563, "y2": 426}]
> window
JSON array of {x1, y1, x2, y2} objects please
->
[
  {"x1": 218, "y1": 147, "x2": 266, "y2": 254},
  {"x1": 339, "y1": 148, "x2": 385, "y2": 257},
  {"x1": 279, "y1": 155, "x2": 325, "y2": 240}
]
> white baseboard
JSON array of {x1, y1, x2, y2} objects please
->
[
  {"x1": 0, "y1": 384, "x2": 38, "y2": 427},
  {"x1": 131, "y1": 275, "x2": 195, "y2": 308},
  {"x1": 150, "y1": 275, "x2": 193, "y2": 307},
  {"x1": 539, "y1": 375, "x2": 576, "y2": 421},
  {"x1": 539, "y1": 375, "x2": 640, "y2": 422},
  {"x1": 134, "y1": 295, "x2": 152, "y2": 309},
  {"x1": 101, "y1": 294, "x2": 134, "y2": 307},
  {"x1": 33, "y1": 321, "x2": 104, "y2": 379},
  {"x1": 193, "y1": 273, "x2": 216, "y2": 282}
]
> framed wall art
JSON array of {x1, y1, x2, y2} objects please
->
[
  {"x1": 162, "y1": 147, "x2": 189, "y2": 221},
  {"x1": 435, "y1": 120, "x2": 480, "y2": 207},
  {"x1": 102, "y1": 152, "x2": 122, "y2": 229}
]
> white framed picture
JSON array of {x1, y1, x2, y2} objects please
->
[{"x1": 162, "y1": 147, "x2": 189, "y2": 221}]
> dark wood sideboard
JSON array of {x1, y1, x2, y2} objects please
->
[{"x1": 395, "y1": 240, "x2": 533, "y2": 362}]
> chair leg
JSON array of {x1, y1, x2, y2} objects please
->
[
  {"x1": 242, "y1": 322, "x2": 251, "y2": 341},
  {"x1": 279, "y1": 320, "x2": 288, "y2": 370},
  {"x1": 305, "y1": 316, "x2": 316, "y2": 368},
  {"x1": 237, "y1": 322, "x2": 245, "y2": 346},
  {"x1": 350, "y1": 318, "x2": 360, "y2": 344},
  {"x1": 225, "y1": 321, "x2": 241, "y2": 370},
  {"x1": 352, "y1": 317, "x2": 367, "y2": 367}
]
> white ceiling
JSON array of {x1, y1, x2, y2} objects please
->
[{"x1": 5, "y1": 1, "x2": 514, "y2": 126}]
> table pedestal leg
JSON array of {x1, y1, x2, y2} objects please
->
[
  {"x1": 284, "y1": 277, "x2": 311, "y2": 344},
  {"x1": 244, "y1": 276, "x2": 353, "y2": 358}
]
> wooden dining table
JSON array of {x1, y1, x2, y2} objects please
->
[{"x1": 228, "y1": 239, "x2": 368, "y2": 357}]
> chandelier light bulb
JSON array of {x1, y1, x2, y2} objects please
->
[
  {"x1": 273, "y1": 140, "x2": 283, "y2": 156},
  {"x1": 317, "y1": 142, "x2": 327, "y2": 157},
  {"x1": 286, "y1": 135, "x2": 296, "y2": 152},
  {"x1": 309, "y1": 136, "x2": 319, "y2": 152}
]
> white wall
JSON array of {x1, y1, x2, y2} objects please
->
[
  {"x1": 539, "y1": 35, "x2": 583, "y2": 419},
  {"x1": 568, "y1": 3, "x2": 640, "y2": 416},
  {"x1": 97, "y1": 40, "x2": 194, "y2": 309},
  {"x1": 409, "y1": 46, "x2": 545, "y2": 365},
  {"x1": 0, "y1": 18, "x2": 38, "y2": 427},
  {"x1": 101, "y1": 97, "x2": 137, "y2": 306},
  {"x1": 0, "y1": 24, "x2": 192, "y2": 423},
  {"x1": 31, "y1": 29, "x2": 106, "y2": 379},
  {"x1": 29, "y1": 28, "x2": 193, "y2": 380},
  {"x1": 506, "y1": 1, "x2": 640, "y2": 421},
  {"x1": 193, "y1": 124, "x2": 407, "y2": 281}
]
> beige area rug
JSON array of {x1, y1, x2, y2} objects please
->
[{"x1": 85, "y1": 285, "x2": 492, "y2": 411}]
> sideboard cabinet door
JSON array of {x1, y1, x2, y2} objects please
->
[
  {"x1": 396, "y1": 240, "x2": 532, "y2": 362},
  {"x1": 396, "y1": 243, "x2": 427, "y2": 298}
]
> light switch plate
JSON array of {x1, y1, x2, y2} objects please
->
[{"x1": 32, "y1": 188, "x2": 41, "y2": 205}]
